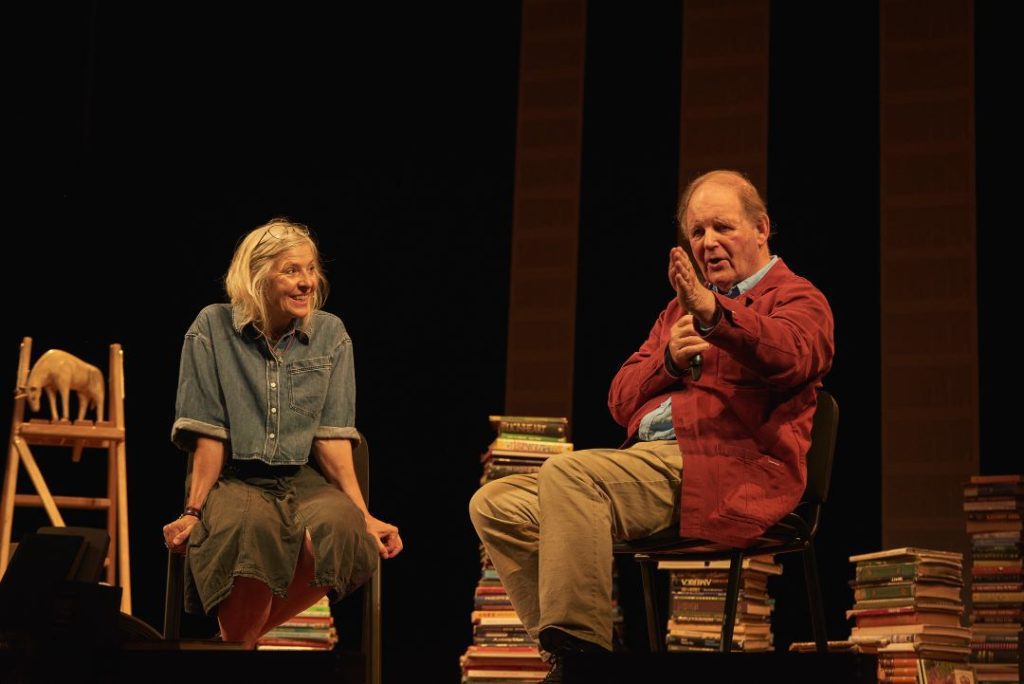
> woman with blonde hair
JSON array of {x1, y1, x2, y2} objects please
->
[{"x1": 162, "y1": 218, "x2": 402, "y2": 648}]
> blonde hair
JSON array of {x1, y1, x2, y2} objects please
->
[
  {"x1": 224, "y1": 218, "x2": 329, "y2": 337},
  {"x1": 676, "y1": 169, "x2": 770, "y2": 241}
]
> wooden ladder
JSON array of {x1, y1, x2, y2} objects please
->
[{"x1": 0, "y1": 336, "x2": 132, "y2": 613}]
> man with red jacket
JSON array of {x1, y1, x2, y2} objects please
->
[{"x1": 470, "y1": 170, "x2": 834, "y2": 682}]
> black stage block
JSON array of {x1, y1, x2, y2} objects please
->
[
  {"x1": 1, "y1": 646, "x2": 366, "y2": 684},
  {"x1": 561, "y1": 651, "x2": 879, "y2": 684},
  {"x1": 117, "y1": 648, "x2": 365, "y2": 684}
]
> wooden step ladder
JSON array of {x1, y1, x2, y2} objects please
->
[{"x1": 0, "y1": 337, "x2": 132, "y2": 613}]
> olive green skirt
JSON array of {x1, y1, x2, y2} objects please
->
[{"x1": 184, "y1": 461, "x2": 379, "y2": 615}]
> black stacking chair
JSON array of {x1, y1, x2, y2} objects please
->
[
  {"x1": 163, "y1": 432, "x2": 382, "y2": 684},
  {"x1": 615, "y1": 390, "x2": 839, "y2": 654}
]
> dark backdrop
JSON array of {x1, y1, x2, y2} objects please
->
[{"x1": 3, "y1": 3, "x2": 1013, "y2": 682}]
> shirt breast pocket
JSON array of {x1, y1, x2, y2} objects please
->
[{"x1": 287, "y1": 356, "x2": 332, "y2": 419}]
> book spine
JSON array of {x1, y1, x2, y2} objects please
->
[
  {"x1": 671, "y1": 577, "x2": 730, "y2": 589},
  {"x1": 971, "y1": 590, "x2": 1024, "y2": 602},
  {"x1": 963, "y1": 499, "x2": 1023, "y2": 511},
  {"x1": 854, "y1": 613, "x2": 959, "y2": 628},
  {"x1": 966, "y1": 510, "x2": 1022, "y2": 520},
  {"x1": 970, "y1": 550, "x2": 1023, "y2": 559},
  {"x1": 972, "y1": 582, "x2": 1023, "y2": 591},
  {"x1": 855, "y1": 562, "x2": 920, "y2": 583},
  {"x1": 970, "y1": 649, "x2": 1020, "y2": 663},
  {"x1": 854, "y1": 584, "x2": 914, "y2": 600},
  {"x1": 492, "y1": 437, "x2": 573, "y2": 454},
  {"x1": 671, "y1": 613, "x2": 726, "y2": 623},
  {"x1": 973, "y1": 560, "x2": 1023, "y2": 569},
  {"x1": 496, "y1": 421, "x2": 567, "y2": 438},
  {"x1": 969, "y1": 474, "x2": 1023, "y2": 485},
  {"x1": 964, "y1": 484, "x2": 1024, "y2": 497},
  {"x1": 483, "y1": 465, "x2": 543, "y2": 480},
  {"x1": 496, "y1": 432, "x2": 566, "y2": 442}
]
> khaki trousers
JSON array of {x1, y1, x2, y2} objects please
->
[{"x1": 468, "y1": 440, "x2": 682, "y2": 651}]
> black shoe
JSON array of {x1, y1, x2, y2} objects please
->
[
  {"x1": 541, "y1": 652, "x2": 566, "y2": 684},
  {"x1": 539, "y1": 628, "x2": 607, "y2": 683}
]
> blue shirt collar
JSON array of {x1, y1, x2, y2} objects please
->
[
  {"x1": 711, "y1": 255, "x2": 778, "y2": 298},
  {"x1": 231, "y1": 306, "x2": 313, "y2": 342}
]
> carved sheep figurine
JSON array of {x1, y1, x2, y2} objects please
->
[{"x1": 26, "y1": 349, "x2": 105, "y2": 423}]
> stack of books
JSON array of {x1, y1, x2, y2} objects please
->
[
  {"x1": 657, "y1": 555, "x2": 781, "y2": 652},
  {"x1": 471, "y1": 557, "x2": 530, "y2": 648},
  {"x1": 459, "y1": 645, "x2": 551, "y2": 682},
  {"x1": 846, "y1": 547, "x2": 972, "y2": 682},
  {"x1": 460, "y1": 415, "x2": 570, "y2": 684},
  {"x1": 964, "y1": 474, "x2": 1022, "y2": 684},
  {"x1": 256, "y1": 595, "x2": 337, "y2": 650},
  {"x1": 479, "y1": 415, "x2": 573, "y2": 485}
]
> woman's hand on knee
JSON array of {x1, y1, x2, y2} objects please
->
[
  {"x1": 162, "y1": 515, "x2": 200, "y2": 554},
  {"x1": 366, "y1": 516, "x2": 403, "y2": 559}
]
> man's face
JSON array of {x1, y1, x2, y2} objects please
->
[{"x1": 683, "y1": 182, "x2": 769, "y2": 291}]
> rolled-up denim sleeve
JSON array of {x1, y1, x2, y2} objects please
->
[
  {"x1": 171, "y1": 326, "x2": 230, "y2": 451},
  {"x1": 315, "y1": 334, "x2": 360, "y2": 445}
]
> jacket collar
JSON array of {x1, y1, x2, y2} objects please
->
[{"x1": 231, "y1": 306, "x2": 314, "y2": 343}]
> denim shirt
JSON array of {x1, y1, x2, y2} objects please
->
[{"x1": 171, "y1": 303, "x2": 359, "y2": 465}]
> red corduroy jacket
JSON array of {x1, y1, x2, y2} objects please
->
[{"x1": 608, "y1": 259, "x2": 834, "y2": 547}]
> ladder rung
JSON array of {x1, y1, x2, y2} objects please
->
[
  {"x1": 18, "y1": 423, "x2": 125, "y2": 442},
  {"x1": 13, "y1": 494, "x2": 112, "y2": 509},
  {"x1": 15, "y1": 436, "x2": 113, "y2": 449}
]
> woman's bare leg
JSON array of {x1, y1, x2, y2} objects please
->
[
  {"x1": 218, "y1": 577, "x2": 273, "y2": 649},
  {"x1": 260, "y1": 532, "x2": 329, "y2": 636}
]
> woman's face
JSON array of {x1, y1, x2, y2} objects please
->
[{"x1": 266, "y1": 244, "x2": 318, "y2": 333}]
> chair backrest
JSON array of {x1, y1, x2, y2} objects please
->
[
  {"x1": 353, "y1": 433, "x2": 369, "y2": 502},
  {"x1": 804, "y1": 390, "x2": 839, "y2": 505},
  {"x1": 351, "y1": 433, "x2": 381, "y2": 684},
  {"x1": 164, "y1": 432, "x2": 374, "y2": 643},
  {"x1": 38, "y1": 526, "x2": 110, "y2": 583}
]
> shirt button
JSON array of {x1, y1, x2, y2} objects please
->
[
  {"x1": 269, "y1": 433, "x2": 276, "y2": 439},
  {"x1": 271, "y1": 407, "x2": 277, "y2": 414},
  {"x1": 270, "y1": 382, "x2": 277, "y2": 389}
]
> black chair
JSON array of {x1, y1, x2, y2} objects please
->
[
  {"x1": 163, "y1": 433, "x2": 382, "y2": 684},
  {"x1": 615, "y1": 390, "x2": 839, "y2": 654}
]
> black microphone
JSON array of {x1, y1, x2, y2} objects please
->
[{"x1": 675, "y1": 283, "x2": 703, "y2": 382}]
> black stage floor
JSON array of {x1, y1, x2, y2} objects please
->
[
  {"x1": 2, "y1": 642, "x2": 882, "y2": 684},
  {"x1": 562, "y1": 651, "x2": 879, "y2": 683}
]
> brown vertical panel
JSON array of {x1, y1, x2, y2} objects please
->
[
  {"x1": 880, "y1": 0, "x2": 977, "y2": 555},
  {"x1": 504, "y1": 0, "x2": 587, "y2": 417},
  {"x1": 679, "y1": 0, "x2": 770, "y2": 193}
]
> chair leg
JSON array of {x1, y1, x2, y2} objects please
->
[
  {"x1": 801, "y1": 544, "x2": 828, "y2": 653},
  {"x1": 638, "y1": 558, "x2": 664, "y2": 653},
  {"x1": 163, "y1": 551, "x2": 183, "y2": 640},
  {"x1": 362, "y1": 563, "x2": 381, "y2": 684},
  {"x1": 720, "y1": 549, "x2": 743, "y2": 654}
]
